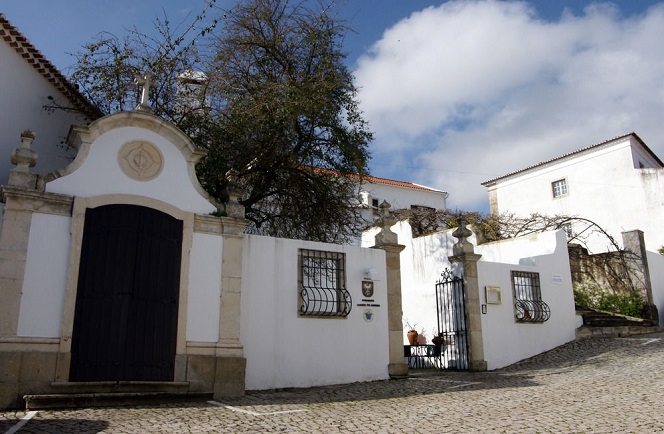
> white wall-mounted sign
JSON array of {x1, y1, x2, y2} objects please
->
[{"x1": 485, "y1": 286, "x2": 502, "y2": 304}]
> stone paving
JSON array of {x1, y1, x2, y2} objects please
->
[{"x1": 2, "y1": 333, "x2": 664, "y2": 433}]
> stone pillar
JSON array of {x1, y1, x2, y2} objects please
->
[
  {"x1": 372, "y1": 201, "x2": 408, "y2": 378},
  {"x1": 0, "y1": 192, "x2": 32, "y2": 337},
  {"x1": 214, "y1": 171, "x2": 249, "y2": 399},
  {"x1": 449, "y1": 219, "x2": 487, "y2": 372},
  {"x1": 0, "y1": 132, "x2": 40, "y2": 336},
  {"x1": 622, "y1": 230, "x2": 659, "y2": 324}
]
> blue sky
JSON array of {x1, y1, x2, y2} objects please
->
[{"x1": 3, "y1": 1, "x2": 664, "y2": 212}]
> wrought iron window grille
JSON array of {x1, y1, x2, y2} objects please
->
[
  {"x1": 511, "y1": 270, "x2": 551, "y2": 323},
  {"x1": 299, "y1": 249, "x2": 351, "y2": 317}
]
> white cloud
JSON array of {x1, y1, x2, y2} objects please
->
[{"x1": 354, "y1": 0, "x2": 664, "y2": 211}]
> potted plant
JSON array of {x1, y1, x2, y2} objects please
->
[
  {"x1": 431, "y1": 333, "x2": 444, "y2": 346},
  {"x1": 404, "y1": 320, "x2": 419, "y2": 345}
]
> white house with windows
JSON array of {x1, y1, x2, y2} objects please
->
[
  {"x1": 357, "y1": 174, "x2": 448, "y2": 223},
  {"x1": 482, "y1": 133, "x2": 664, "y2": 254}
]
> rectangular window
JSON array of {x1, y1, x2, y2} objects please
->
[
  {"x1": 299, "y1": 249, "x2": 351, "y2": 317},
  {"x1": 551, "y1": 179, "x2": 568, "y2": 198},
  {"x1": 561, "y1": 223, "x2": 574, "y2": 239},
  {"x1": 511, "y1": 270, "x2": 550, "y2": 323}
]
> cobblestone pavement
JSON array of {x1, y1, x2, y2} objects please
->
[{"x1": 2, "y1": 333, "x2": 664, "y2": 433}]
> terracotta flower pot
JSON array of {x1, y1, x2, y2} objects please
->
[{"x1": 407, "y1": 330, "x2": 418, "y2": 345}]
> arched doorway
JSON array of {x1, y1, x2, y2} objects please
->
[{"x1": 70, "y1": 204, "x2": 182, "y2": 382}]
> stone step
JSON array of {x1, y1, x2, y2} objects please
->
[
  {"x1": 582, "y1": 315, "x2": 649, "y2": 327},
  {"x1": 575, "y1": 325, "x2": 662, "y2": 340},
  {"x1": 50, "y1": 381, "x2": 191, "y2": 394},
  {"x1": 575, "y1": 307, "x2": 661, "y2": 340},
  {"x1": 23, "y1": 391, "x2": 213, "y2": 410}
]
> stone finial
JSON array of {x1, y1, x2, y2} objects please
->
[
  {"x1": 11, "y1": 131, "x2": 38, "y2": 172},
  {"x1": 8, "y1": 131, "x2": 39, "y2": 189},
  {"x1": 135, "y1": 72, "x2": 153, "y2": 112},
  {"x1": 224, "y1": 169, "x2": 246, "y2": 219},
  {"x1": 375, "y1": 200, "x2": 398, "y2": 246},
  {"x1": 452, "y1": 218, "x2": 475, "y2": 256}
]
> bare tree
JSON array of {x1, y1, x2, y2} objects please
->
[{"x1": 69, "y1": 0, "x2": 372, "y2": 243}]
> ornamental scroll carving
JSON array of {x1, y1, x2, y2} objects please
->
[{"x1": 118, "y1": 141, "x2": 163, "y2": 181}]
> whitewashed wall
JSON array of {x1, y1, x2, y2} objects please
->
[
  {"x1": 241, "y1": 235, "x2": 389, "y2": 390},
  {"x1": 488, "y1": 136, "x2": 664, "y2": 254},
  {"x1": 476, "y1": 231, "x2": 577, "y2": 369},
  {"x1": 646, "y1": 251, "x2": 664, "y2": 323},
  {"x1": 360, "y1": 182, "x2": 447, "y2": 211},
  {"x1": 0, "y1": 40, "x2": 85, "y2": 185},
  {"x1": 46, "y1": 126, "x2": 215, "y2": 214},
  {"x1": 186, "y1": 233, "x2": 223, "y2": 342},
  {"x1": 366, "y1": 222, "x2": 576, "y2": 369},
  {"x1": 16, "y1": 213, "x2": 71, "y2": 337}
]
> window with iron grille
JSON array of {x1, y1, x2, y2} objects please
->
[
  {"x1": 299, "y1": 249, "x2": 351, "y2": 317},
  {"x1": 511, "y1": 270, "x2": 550, "y2": 323},
  {"x1": 551, "y1": 178, "x2": 568, "y2": 198}
]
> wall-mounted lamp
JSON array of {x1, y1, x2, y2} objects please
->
[{"x1": 363, "y1": 267, "x2": 374, "y2": 280}]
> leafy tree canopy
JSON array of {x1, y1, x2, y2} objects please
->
[{"x1": 70, "y1": 0, "x2": 372, "y2": 243}]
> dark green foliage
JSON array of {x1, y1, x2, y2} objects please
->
[{"x1": 574, "y1": 285, "x2": 644, "y2": 318}]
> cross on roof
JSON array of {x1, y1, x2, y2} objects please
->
[{"x1": 135, "y1": 72, "x2": 152, "y2": 112}]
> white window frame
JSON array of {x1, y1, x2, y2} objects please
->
[{"x1": 551, "y1": 178, "x2": 568, "y2": 198}]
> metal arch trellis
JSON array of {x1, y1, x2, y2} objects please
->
[
  {"x1": 554, "y1": 217, "x2": 639, "y2": 293},
  {"x1": 435, "y1": 268, "x2": 469, "y2": 370}
]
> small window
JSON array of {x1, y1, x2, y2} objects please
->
[
  {"x1": 561, "y1": 223, "x2": 574, "y2": 239},
  {"x1": 511, "y1": 271, "x2": 550, "y2": 323},
  {"x1": 371, "y1": 198, "x2": 379, "y2": 208},
  {"x1": 551, "y1": 179, "x2": 568, "y2": 198},
  {"x1": 299, "y1": 249, "x2": 351, "y2": 317}
]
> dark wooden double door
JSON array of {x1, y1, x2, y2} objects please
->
[{"x1": 70, "y1": 204, "x2": 183, "y2": 382}]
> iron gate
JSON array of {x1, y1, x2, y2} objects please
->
[{"x1": 435, "y1": 268, "x2": 469, "y2": 370}]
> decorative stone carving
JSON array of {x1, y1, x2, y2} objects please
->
[
  {"x1": 452, "y1": 218, "x2": 475, "y2": 256},
  {"x1": 118, "y1": 141, "x2": 163, "y2": 181},
  {"x1": 224, "y1": 169, "x2": 246, "y2": 219},
  {"x1": 11, "y1": 131, "x2": 38, "y2": 172},
  {"x1": 134, "y1": 72, "x2": 153, "y2": 112},
  {"x1": 8, "y1": 131, "x2": 39, "y2": 189},
  {"x1": 375, "y1": 201, "x2": 399, "y2": 246}
]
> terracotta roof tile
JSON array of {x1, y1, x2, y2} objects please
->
[
  {"x1": 352, "y1": 173, "x2": 446, "y2": 193},
  {"x1": 0, "y1": 13, "x2": 103, "y2": 120}
]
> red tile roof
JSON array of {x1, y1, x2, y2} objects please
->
[
  {"x1": 0, "y1": 13, "x2": 103, "y2": 120},
  {"x1": 352, "y1": 172, "x2": 446, "y2": 193},
  {"x1": 481, "y1": 132, "x2": 663, "y2": 186}
]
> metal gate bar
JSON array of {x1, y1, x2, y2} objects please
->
[{"x1": 435, "y1": 268, "x2": 469, "y2": 370}]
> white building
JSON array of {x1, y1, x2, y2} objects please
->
[
  {"x1": 482, "y1": 133, "x2": 664, "y2": 253},
  {"x1": 357, "y1": 174, "x2": 448, "y2": 223},
  {"x1": 0, "y1": 14, "x2": 101, "y2": 190}
]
